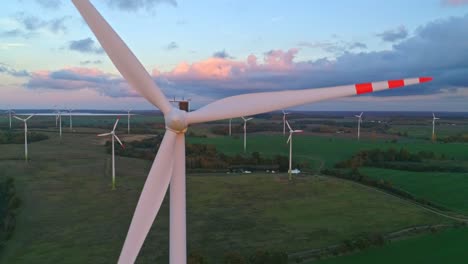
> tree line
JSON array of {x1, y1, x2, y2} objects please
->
[{"x1": 107, "y1": 136, "x2": 293, "y2": 172}]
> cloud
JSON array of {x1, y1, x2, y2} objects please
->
[
  {"x1": 35, "y1": 0, "x2": 61, "y2": 9},
  {"x1": 24, "y1": 14, "x2": 468, "y2": 108},
  {"x1": 106, "y1": 0, "x2": 177, "y2": 12},
  {"x1": 298, "y1": 40, "x2": 367, "y2": 55},
  {"x1": 26, "y1": 67, "x2": 137, "y2": 98},
  {"x1": 165, "y1": 41, "x2": 178, "y2": 50},
  {"x1": 68, "y1": 38, "x2": 104, "y2": 54},
  {"x1": 442, "y1": 0, "x2": 468, "y2": 6},
  {"x1": 8, "y1": 13, "x2": 69, "y2": 35},
  {"x1": 376, "y1": 26, "x2": 408, "y2": 42},
  {"x1": 0, "y1": 63, "x2": 30, "y2": 77},
  {"x1": 213, "y1": 50, "x2": 234, "y2": 59},
  {"x1": 80, "y1": 60, "x2": 103, "y2": 65}
]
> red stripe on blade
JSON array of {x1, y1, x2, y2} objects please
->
[
  {"x1": 419, "y1": 77, "x2": 433, "y2": 83},
  {"x1": 388, "y1": 80, "x2": 405, "y2": 89},
  {"x1": 355, "y1": 83, "x2": 373, "y2": 94}
]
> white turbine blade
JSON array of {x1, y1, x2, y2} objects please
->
[
  {"x1": 241, "y1": 116, "x2": 247, "y2": 121},
  {"x1": 97, "y1": 132, "x2": 111, "y2": 137},
  {"x1": 113, "y1": 117, "x2": 120, "y2": 131},
  {"x1": 285, "y1": 120, "x2": 292, "y2": 131},
  {"x1": 432, "y1": 113, "x2": 435, "y2": 118},
  {"x1": 118, "y1": 130, "x2": 177, "y2": 264},
  {"x1": 187, "y1": 77, "x2": 433, "y2": 124},
  {"x1": 25, "y1": 115, "x2": 34, "y2": 121},
  {"x1": 246, "y1": 117, "x2": 254, "y2": 121},
  {"x1": 71, "y1": 0, "x2": 172, "y2": 114},
  {"x1": 360, "y1": 112, "x2": 363, "y2": 117},
  {"x1": 113, "y1": 134, "x2": 125, "y2": 148},
  {"x1": 13, "y1": 116, "x2": 24, "y2": 121},
  {"x1": 286, "y1": 134, "x2": 291, "y2": 144},
  {"x1": 293, "y1": 130, "x2": 304, "y2": 133}
]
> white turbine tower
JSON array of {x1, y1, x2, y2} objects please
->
[
  {"x1": 355, "y1": 112, "x2": 363, "y2": 140},
  {"x1": 241, "y1": 116, "x2": 253, "y2": 153},
  {"x1": 286, "y1": 120, "x2": 303, "y2": 181},
  {"x1": 5, "y1": 109, "x2": 15, "y2": 129},
  {"x1": 432, "y1": 113, "x2": 440, "y2": 142},
  {"x1": 57, "y1": 110, "x2": 63, "y2": 139},
  {"x1": 98, "y1": 117, "x2": 124, "y2": 190},
  {"x1": 282, "y1": 110, "x2": 289, "y2": 135},
  {"x1": 71, "y1": 1, "x2": 433, "y2": 263},
  {"x1": 67, "y1": 108, "x2": 74, "y2": 132},
  {"x1": 127, "y1": 109, "x2": 132, "y2": 134},
  {"x1": 13, "y1": 115, "x2": 34, "y2": 161},
  {"x1": 228, "y1": 118, "x2": 232, "y2": 136}
]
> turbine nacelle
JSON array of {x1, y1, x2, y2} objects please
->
[{"x1": 165, "y1": 107, "x2": 188, "y2": 133}]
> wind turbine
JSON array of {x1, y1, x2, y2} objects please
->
[
  {"x1": 67, "y1": 108, "x2": 74, "y2": 132},
  {"x1": 286, "y1": 120, "x2": 303, "y2": 181},
  {"x1": 98, "y1": 117, "x2": 125, "y2": 190},
  {"x1": 355, "y1": 112, "x2": 363, "y2": 140},
  {"x1": 5, "y1": 109, "x2": 15, "y2": 129},
  {"x1": 13, "y1": 115, "x2": 34, "y2": 161},
  {"x1": 241, "y1": 116, "x2": 253, "y2": 153},
  {"x1": 57, "y1": 110, "x2": 63, "y2": 139},
  {"x1": 71, "y1": 1, "x2": 433, "y2": 263},
  {"x1": 432, "y1": 113, "x2": 440, "y2": 142},
  {"x1": 229, "y1": 118, "x2": 232, "y2": 136},
  {"x1": 127, "y1": 109, "x2": 132, "y2": 134},
  {"x1": 282, "y1": 110, "x2": 289, "y2": 135}
]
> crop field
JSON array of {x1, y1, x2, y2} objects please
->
[
  {"x1": 314, "y1": 227, "x2": 468, "y2": 264},
  {"x1": 362, "y1": 167, "x2": 468, "y2": 214}
]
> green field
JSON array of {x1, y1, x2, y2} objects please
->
[
  {"x1": 362, "y1": 167, "x2": 468, "y2": 214},
  {"x1": 314, "y1": 227, "x2": 468, "y2": 264},
  {"x1": 187, "y1": 134, "x2": 468, "y2": 169},
  {"x1": 0, "y1": 131, "x2": 454, "y2": 263}
]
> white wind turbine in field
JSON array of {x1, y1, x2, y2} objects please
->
[
  {"x1": 282, "y1": 110, "x2": 290, "y2": 135},
  {"x1": 13, "y1": 115, "x2": 34, "y2": 161},
  {"x1": 57, "y1": 110, "x2": 63, "y2": 139},
  {"x1": 98, "y1": 117, "x2": 124, "y2": 190},
  {"x1": 67, "y1": 108, "x2": 74, "y2": 132},
  {"x1": 355, "y1": 112, "x2": 363, "y2": 140},
  {"x1": 432, "y1": 113, "x2": 440, "y2": 142},
  {"x1": 5, "y1": 109, "x2": 15, "y2": 129},
  {"x1": 242, "y1": 116, "x2": 253, "y2": 153},
  {"x1": 286, "y1": 120, "x2": 303, "y2": 181},
  {"x1": 127, "y1": 109, "x2": 132, "y2": 134},
  {"x1": 72, "y1": 0, "x2": 433, "y2": 263},
  {"x1": 229, "y1": 118, "x2": 232, "y2": 136}
]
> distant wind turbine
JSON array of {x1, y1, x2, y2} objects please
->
[
  {"x1": 13, "y1": 115, "x2": 34, "y2": 161},
  {"x1": 286, "y1": 120, "x2": 303, "y2": 180},
  {"x1": 57, "y1": 110, "x2": 62, "y2": 139},
  {"x1": 67, "y1": 108, "x2": 74, "y2": 132},
  {"x1": 282, "y1": 110, "x2": 289, "y2": 135},
  {"x1": 5, "y1": 109, "x2": 15, "y2": 129},
  {"x1": 432, "y1": 113, "x2": 440, "y2": 142},
  {"x1": 98, "y1": 117, "x2": 125, "y2": 190},
  {"x1": 242, "y1": 116, "x2": 253, "y2": 153},
  {"x1": 229, "y1": 118, "x2": 232, "y2": 136},
  {"x1": 355, "y1": 112, "x2": 363, "y2": 140},
  {"x1": 127, "y1": 109, "x2": 132, "y2": 134}
]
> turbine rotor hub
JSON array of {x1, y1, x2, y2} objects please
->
[{"x1": 165, "y1": 108, "x2": 188, "y2": 133}]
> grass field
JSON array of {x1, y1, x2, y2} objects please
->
[
  {"x1": 313, "y1": 227, "x2": 468, "y2": 264},
  {"x1": 187, "y1": 134, "x2": 468, "y2": 169},
  {"x1": 0, "y1": 130, "x2": 453, "y2": 263},
  {"x1": 362, "y1": 167, "x2": 468, "y2": 214}
]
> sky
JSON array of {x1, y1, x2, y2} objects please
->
[{"x1": 1, "y1": 0, "x2": 468, "y2": 111}]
